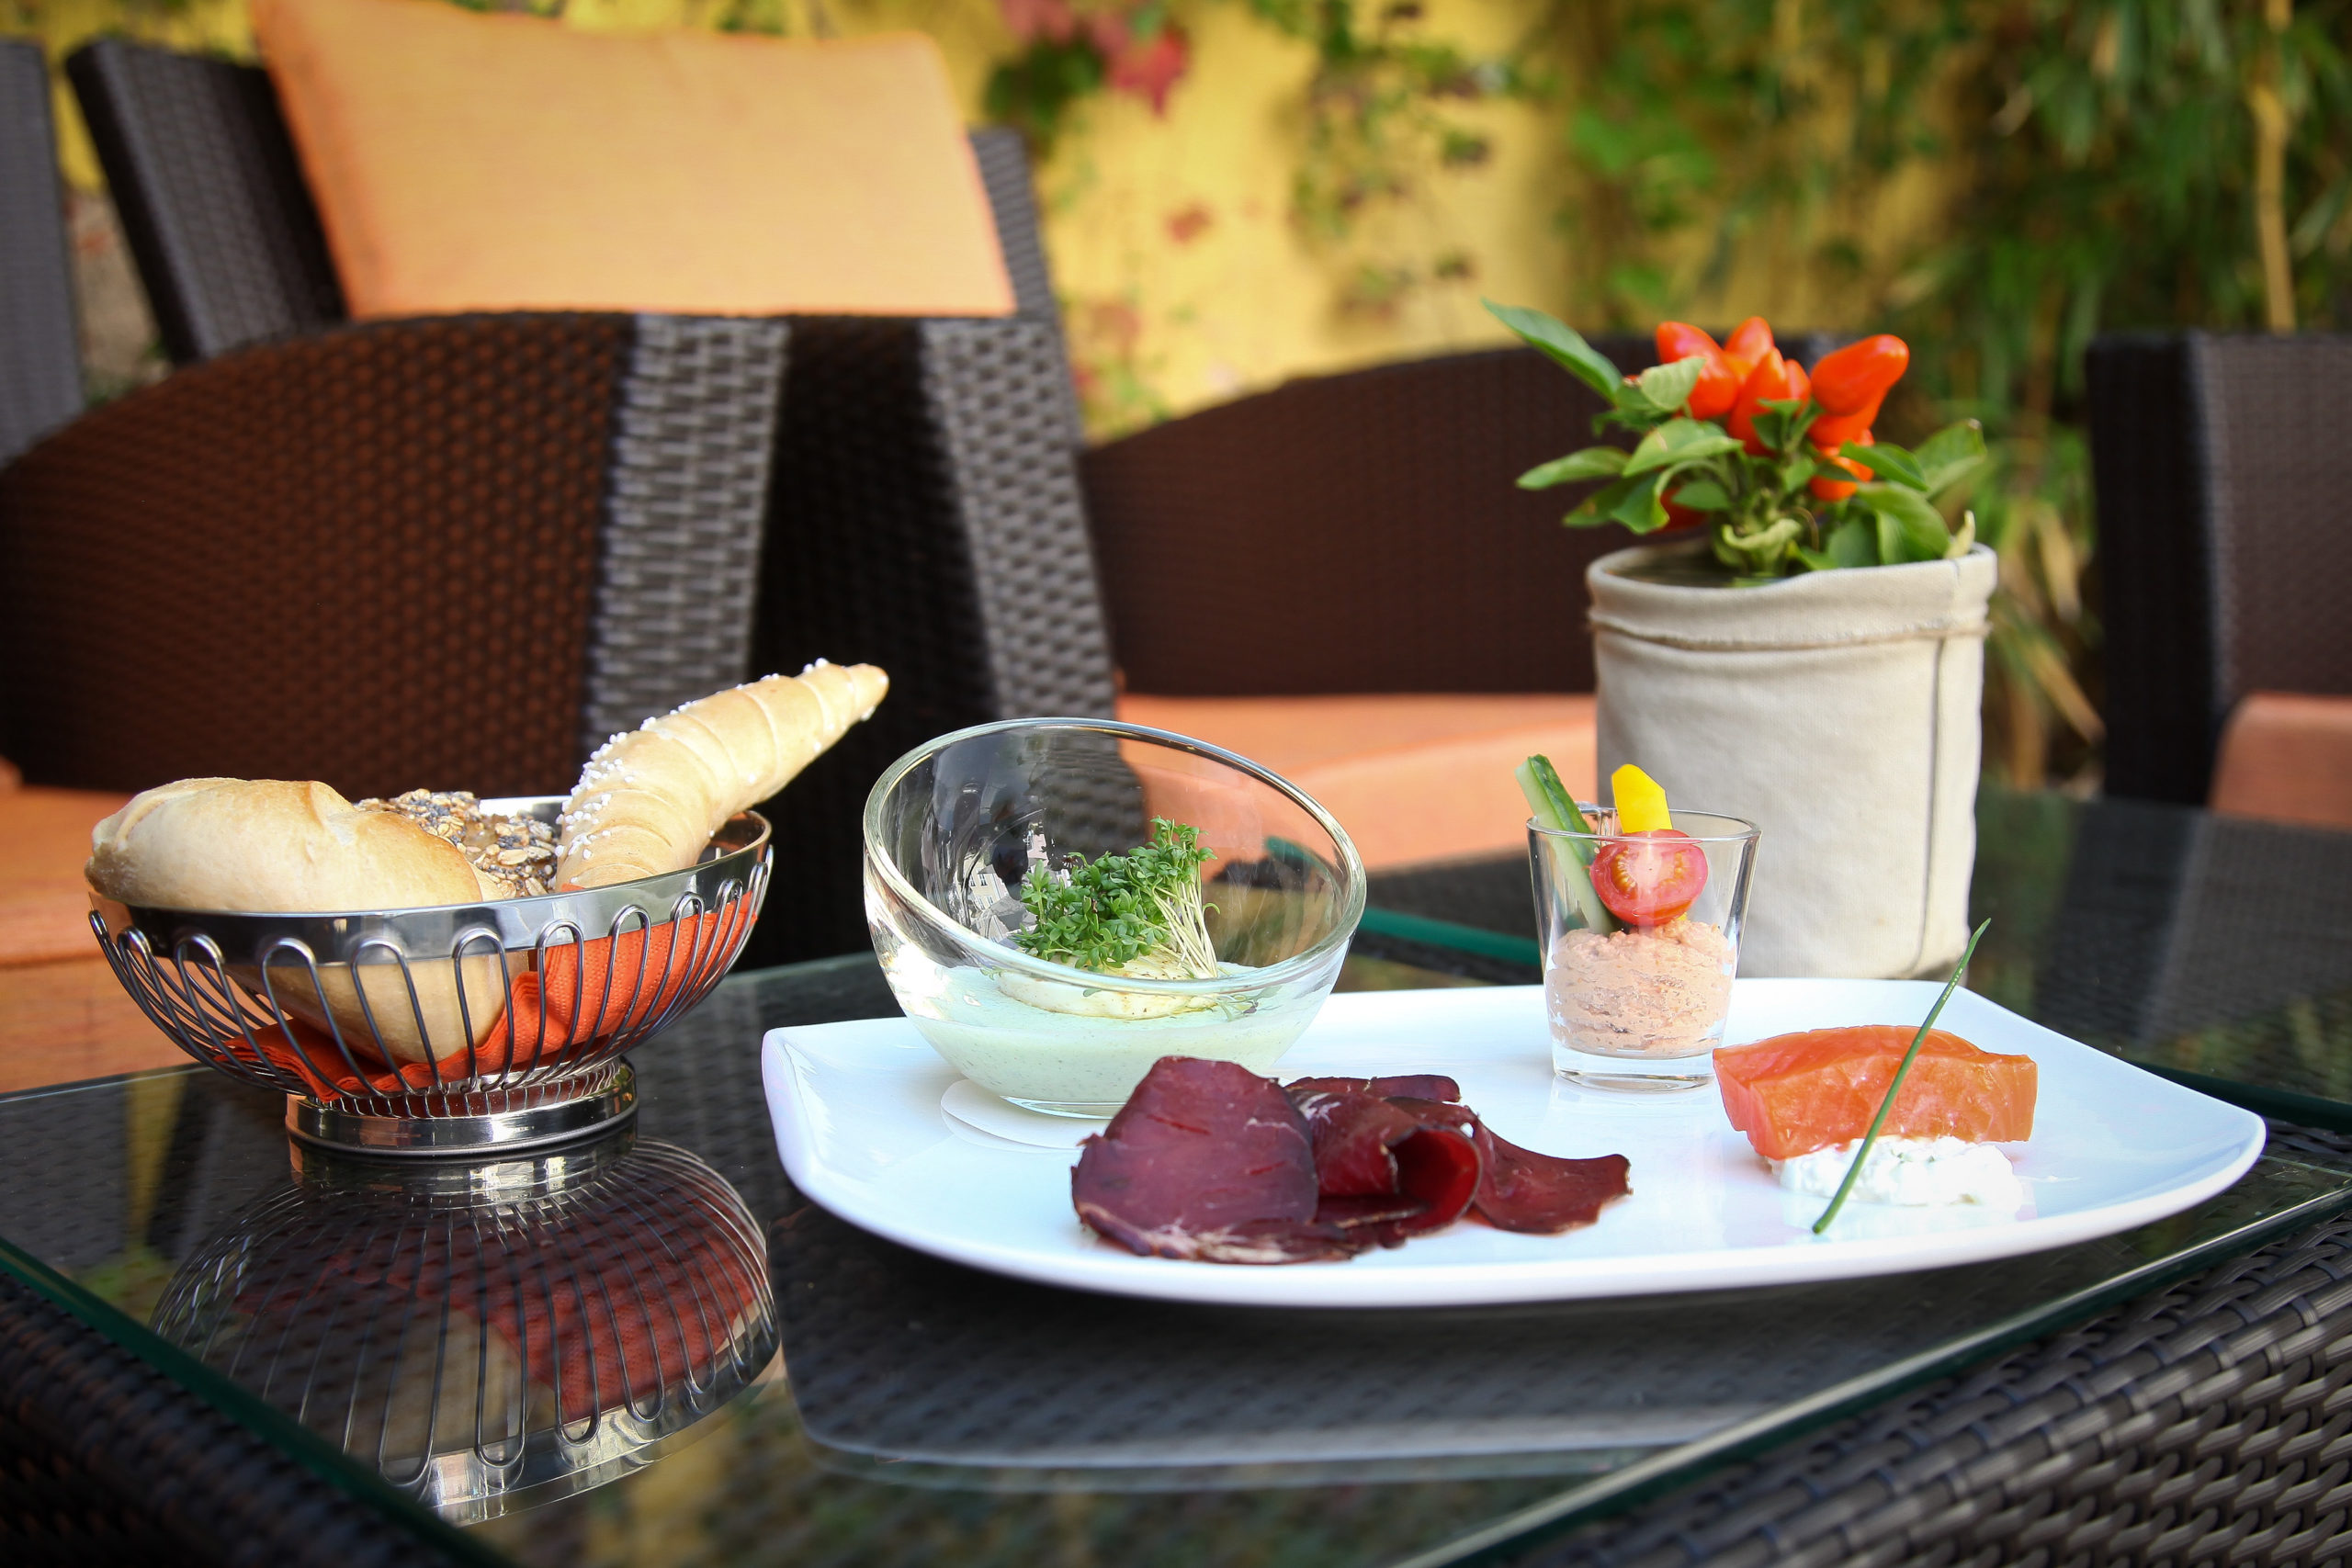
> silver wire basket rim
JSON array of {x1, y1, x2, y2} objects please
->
[{"x1": 92, "y1": 799, "x2": 769, "y2": 953}]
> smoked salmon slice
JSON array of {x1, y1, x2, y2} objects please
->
[{"x1": 1713, "y1": 1026, "x2": 2037, "y2": 1161}]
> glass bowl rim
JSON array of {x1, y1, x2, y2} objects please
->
[
  {"x1": 864, "y1": 716, "x2": 1369, "y2": 996},
  {"x1": 1527, "y1": 807, "x2": 1759, "y2": 846}
]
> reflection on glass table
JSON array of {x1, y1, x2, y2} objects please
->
[
  {"x1": 149, "y1": 1131, "x2": 775, "y2": 1522},
  {"x1": 1360, "y1": 785, "x2": 2352, "y2": 1125},
  {"x1": 5, "y1": 942, "x2": 2351, "y2": 1567}
]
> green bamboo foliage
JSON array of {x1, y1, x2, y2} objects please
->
[{"x1": 1550, "y1": 0, "x2": 2352, "y2": 785}]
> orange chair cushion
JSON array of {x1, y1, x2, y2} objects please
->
[
  {"x1": 1116, "y1": 694, "x2": 1597, "y2": 870},
  {"x1": 249, "y1": 0, "x2": 1014, "y2": 319},
  {"x1": 0, "y1": 784, "x2": 132, "y2": 965},
  {"x1": 2209, "y1": 692, "x2": 2352, "y2": 831}
]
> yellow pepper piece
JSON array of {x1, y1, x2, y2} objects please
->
[{"x1": 1611, "y1": 763, "x2": 1673, "y2": 833}]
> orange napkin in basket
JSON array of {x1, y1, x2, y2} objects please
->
[{"x1": 220, "y1": 905, "x2": 749, "y2": 1099}]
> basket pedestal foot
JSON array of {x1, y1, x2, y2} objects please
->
[{"x1": 285, "y1": 1059, "x2": 639, "y2": 1156}]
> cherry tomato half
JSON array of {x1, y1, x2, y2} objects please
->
[{"x1": 1591, "y1": 829, "x2": 1710, "y2": 926}]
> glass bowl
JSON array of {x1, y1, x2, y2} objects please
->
[{"x1": 863, "y1": 718, "x2": 1366, "y2": 1116}]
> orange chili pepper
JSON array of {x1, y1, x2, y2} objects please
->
[
  {"x1": 1721, "y1": 317, "x2": 1774, "y2": 378},
  {"x1": 1809, "y1": 334, "x2": 1908, "y2": 416},
  {"x1": 1726, "y1": 347, "x2": 1804, "y2": 455},
  {"x1": 1808, "y1": 404, "x2": 1879, "y2": 452},
  {"x1": 1654, "y1": 321, "x2": 1742, "y2": 420}
]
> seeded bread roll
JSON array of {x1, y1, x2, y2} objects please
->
[
  {"x1": 85, "y1": 778, "x2": 510, "y2": 1067},
  {"x1": 559, "y1": 661, "x2": 888, "y2": 888}
]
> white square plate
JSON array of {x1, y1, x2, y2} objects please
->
[{"x1": 762, "y1": 980, "x2": 2266, "y2": 1308}]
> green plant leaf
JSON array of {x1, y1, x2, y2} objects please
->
[
  {"x1": 1824, "y1": 515, "x2": 1880, "y2": 568},
  {"x1": 1792, "y1": 544, "x2": 1839, "y2": 572},
  {"x1": 1483, "y1": 299, "x2": 1624, "y2": 402},
  {"x1": 1633, "y1": 356, "x2": 1707, "y2": 415},
  {"x1": 1860, "y1": 482, "x2": 1951, "y2": 561},
  {"x1": 1672, "y1": 478, "x2": 1731, "y2": 511},
  {"x1": 1754, "y1": 397, "x2": 1819, "y2": 452},
  {"x1": 1608, "y1": 470, "x2": 1671, "y2": 533},
  {"x1": 1518, "y1": 446, "x2": 1628, "y2": 488},
  {"x1": 1566, "y1": 473, "x2": 1640, "y2": 525},
  {"x1": 1846, "y1": 439, "x2": 1927, "y2": 491},
  {"x1": 1624, "y1": 418, "x2": 1742, "y2": 474},
  {"x1": 1915, "y1": 422, "x2": 1989, "y2": 495}
]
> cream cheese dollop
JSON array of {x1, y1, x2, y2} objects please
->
[{"x1": 1774, "y1": 1136, "x2": 2024, "y2": 1210}]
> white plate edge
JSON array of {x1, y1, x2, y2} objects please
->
[{"x1": 757, "y1": 986, "x2": 2273, "y2": 1308}]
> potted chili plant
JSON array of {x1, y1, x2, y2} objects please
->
[{"x1": 1490, "y1": 301, "x2": 1996, "y2": 980}]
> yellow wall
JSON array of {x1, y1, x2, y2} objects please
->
[{"x1": 4, "y1": 0, "x2": 1938, "y2": 436}]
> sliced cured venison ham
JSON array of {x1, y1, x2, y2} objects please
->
[
  {"x1": 1071, "y1": 1058, "x2": 1352, "y2": 1264},
  {"x1": 1393, "y1": 1099, "x2": 1631, "y2": 1234},
  {"x1": 1286, "y1": 1074, "x2": 1463, "y2": 1104},
  {"x1": 1290, "y1": 1087, "x2": 1479, "y2": 1248},
  {"x1": 1072, "y1": 1059, "x2": 1629, "y2": 1264}
]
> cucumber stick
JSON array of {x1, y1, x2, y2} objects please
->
[{"x1": 1515, "y1": 755, "x2": 1621, "y2": 935}]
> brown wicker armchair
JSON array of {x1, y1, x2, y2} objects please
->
[
  {"x1": 57, "y1": 38, "x2": 1114, "y2": 964},
  {"x1": 2088, "y1": 332, "x2": 2352, "y2": 822}
]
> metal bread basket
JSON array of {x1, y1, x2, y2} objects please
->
[
  {"x1": 153, "y1": 1131, "x2": 777, "y2": 1522},
  {"x1": 90, "y1": 797, "x2": 771, "y2": 1154}
]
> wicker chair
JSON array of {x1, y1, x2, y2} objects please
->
[
  {"x1": 0, "y1": 310, "x2": 788, "y2": 802},
  {"x1": 63, "y1": 39, "x2": 1110, "y2": 965},
  {"x1": 2087, "y1": 332, "x2": 2352, "y2": 805},
  {"x1": 0, "y1": 40, "x2": 81, "y2": 470}
]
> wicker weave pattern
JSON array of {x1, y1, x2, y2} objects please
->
[
  {"x1": 0, "y1": 41, "x2": 83, "y2": 471},
  {"x1": 66, "y1": 43, "x2": 344, "y2": 365},
  {"x1": 1080, "y1": 339, "x2": 1657, "y2": 696},
  {"x1": 0, "y1": 314, "x2": 628, "y2": 797},
  {"x1": 580, "y1": 314, "x2": 789, "y2": 755},
  {"x1": 0, "y1": 1269, "x2": 465, "y2": 1568},
  {"x1": 2192, "y1": 335, "x2": 2352, "y2": 709},
  {"x1": 2090, "y1": 332, "x2": 2352, "y2": 803},
  {"x1": 920, "y1": 317, "x2": 1119, "y2": 721},
  {"x1": 743, "y1": 316, "x2": 1117, "y2": 964},
  {"x1": 1514, "y1": 1194, "x2": 2352, "y2": 1567},
  {"x1": 967, "y1": 126, "x2": 1082, "y2": 446}
]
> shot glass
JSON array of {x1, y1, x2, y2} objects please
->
[{"x1": 1529, "y1": 809, "x2": 1759, "y2": 1091}]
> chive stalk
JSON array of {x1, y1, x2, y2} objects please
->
[
  {"x1": 1516, "y1": 754, "x2": 1620, "y2": 935},
  {"x1": 1811, "y1": 919, "x2": 1993, "y2": 1235}
]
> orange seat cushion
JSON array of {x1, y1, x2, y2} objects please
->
[
  {"x1": 0, "y1": 784, "x2": 131, "y2": 965},
  {"x1": 2210, "y1": 692, "x2": 2352, "y2": 831},
  {"x1": 249, "y1": 0, "x2": 1014, "y2": 320},
  {"x1": 1116, "y1": 694, "x2": 1597, "y2": 870}
]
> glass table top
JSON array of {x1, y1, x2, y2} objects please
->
[{"x1": 4, "y1": 788, "x2": 2349, "y2": 1565}]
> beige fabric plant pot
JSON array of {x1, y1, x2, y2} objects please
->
[{"x1": 1589, "y1": 542, "x2": 1996, "y2": 980}]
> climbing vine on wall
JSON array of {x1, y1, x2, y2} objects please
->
[{"x1": 989, "y1": 0, "x2": 1537, "y2": 315}]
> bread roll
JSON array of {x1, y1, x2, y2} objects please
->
[
  {"x1": 86, "y1": 779, "x2": 510, "y2": 1068},
  {"x1": 559, "y1": 661, "x2": 888, "y2": 888},
  {"x1": 87, "y1": 778, "x2": 481, "y2": 911}
]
